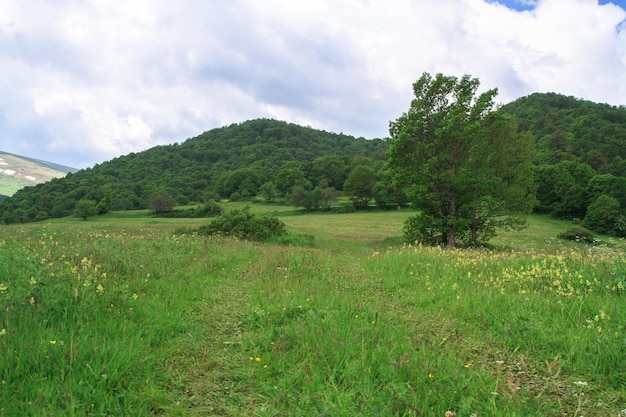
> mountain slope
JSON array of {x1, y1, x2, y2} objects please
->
[{"x1": 0, "y1": 152, "x2": 77, "y2": 198}]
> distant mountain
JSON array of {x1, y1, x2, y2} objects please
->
[{"x1": 0, "y1": 152, "x2": 77, "y2": 199}]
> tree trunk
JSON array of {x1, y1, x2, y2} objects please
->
[
  {"x1": 447, "y1": 191, "x2": 456, "y2": 248},
  {"x1": 471, "y1": 190, "x2": 478, "y2": 248},
  {"x1": 447, "y1": 225, "x2": 456, "y2": 248}
]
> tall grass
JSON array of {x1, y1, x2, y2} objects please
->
[{"x1": 0, "y1": 213, "x2": 624, "y2": 416}]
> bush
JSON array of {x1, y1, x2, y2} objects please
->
[
  {"x1": 583, "y1": 195, "x2": 624, "y2": 236},
  {"x1": 156, "y1": 200, "x2": 223, "y2": 218},
  {"x1": 558, "y1": 226, "x2": 595, "y2": 243},
  {"x1": 403, "y1": 213, "x2": 447, "y2": 246},
  {"x1": 197, "y1": 206, "x2": 286, "y2": 241},
  {"x1": 196, "y1": 200, "x2": 224, "y2": 217}
]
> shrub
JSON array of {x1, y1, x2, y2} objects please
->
[
  {"x1": 403, "y1": 213, "x2": 447, "y2": 246},
  {"x1": 156, "y1": 201, "x2": 223, "y2": 218},
  {"x1": 583, "y1": 195, "x2": 625, "y2": 236},
  {"x1": 197, "y1": 206, "x2": 286, "y2": 242},
  {"x1": 196, "y1": 200, "x2": 224, "y2": 217},
  {"x1": 558, "y1": 226, "x2": 595, "y2": 243}
]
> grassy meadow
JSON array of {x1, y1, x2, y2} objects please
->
[{"x1": 1, "y1": 205, "x2": 625, "y2": 416}]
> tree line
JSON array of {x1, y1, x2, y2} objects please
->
[{"x1": 1, "y1": 84, "x2": 625, "y2": 243}]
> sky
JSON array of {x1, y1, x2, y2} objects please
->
[{"x1": 1, "y1": 0, "x2": 625, "y2": 169}]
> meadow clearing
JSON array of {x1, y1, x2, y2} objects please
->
[{"x1": 0, "y1": 205, "x2": 625, "y2": 416}]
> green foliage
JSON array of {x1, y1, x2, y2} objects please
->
[
  {"x1": 587, "y1": 174, "x2": 626, "y2": 208},
  {"x1": 96, "y1": 185, "x2": 112, "y2": 214},
  {"x1": 0, "y1": 119, "x2": 386, "y2": 223},
  {"x1": 216, "y1": 167, "x2": 265, "y2": 199},
  {"x1": 557, "y1": 226, "x2": 595, "y2": 243},
  {"x1": 291, "y1": 186, "x2": 339, "y2": 211},
  {"x1": 149, "y1": 192, "x2": 176, "y2": 214},
  {"x1": 73, "y1": 199, "x2": 97, "y2": 220},
  {"x1": 343, "y1": 164, "x2": 376, "y2": 209},
  {"x1": 258, "y1": 182, "x2": 277, "y2": 202},
  {"x1": 583, "y1": 195, "x2": 625, "y2": 236},
  {"x1": 157, "y1": 200, "x2": 223, "y2": 218},
  {"x1": 388, "y1": 73, "x2": 536, "y2": 248},
  {"x1": 502, "y1": 93, "x2": 626, "y2": 176},
  {"x1": 311, "y1": 154, "x2": 347, "y2": 189},
  {"x1": 197, "y1": 206, "x2": 286, "y2": 241},
  {"x1": 372, "y1": 170, "x2": 408, "y2": 209},
  {"x1": 403, "y1": 213, "x2": 447, "y2": 246},
  {"x1": 534, "y1": 160, "x2": 595, "y2": 218},
  {"x1": 274, "y1": 163, "x2": 310, "y2": 196},
  {"x1": 501, "y1": 93, "x2": 626, "y2": 221}
]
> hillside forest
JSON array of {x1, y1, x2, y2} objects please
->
[{"x1": 1, "y1": 92, "x2": 625, "y2": 239}]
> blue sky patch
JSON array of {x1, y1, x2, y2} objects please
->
[
  {"x1": 489, "y1": 0, "x2": 626, "y2": 12},
  {"x1": 487, "y1": 0, "x2": 537, "y2": 12}
]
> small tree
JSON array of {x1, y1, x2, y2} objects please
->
[
  {"x1": 150, "y1": 192, "x2": 176, "y2": 214},
  {"x1": 319, "y1": 186, "x2": 340, "y2": 211},
  {"x1": 259, "y1": 182, "x2": 277, "y2": 202},
  {"x1": 74, "y1": 200, "x2": 97, "y2": 220},
  {"x1": 344, "y1": 165, "x2": 376, "y2": 209}
]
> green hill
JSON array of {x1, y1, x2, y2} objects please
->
[
  {"x1": 500, "y1": 92, "x2": 626, "y2": 176},
  {"x1": 0, "y1": 152, "x2": 77, "y2": 198},
  {"x1": 500, "y1": 93, "x2": 626, "y2": 224},
  {"x1": 1, "y1": 96, "x2": 625, "y2": 234},
  {"x1": 0, "y1": 119, "x2": 387, "y2": 222}
]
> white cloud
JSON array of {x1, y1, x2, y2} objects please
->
[{"x1": 0, "y1": 0, "x2": 625, "y2": 168}]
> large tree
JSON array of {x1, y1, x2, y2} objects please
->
[{"x1": 387, "y1": 73, "x2": 537, "y2": 248}]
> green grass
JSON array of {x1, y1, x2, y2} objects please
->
[
  {"x1": 0, "y1": 152, "x2": 70, "y2": 197},
  {"x1": 1, "y1": 210, "x2": 625, "y2": 416}
]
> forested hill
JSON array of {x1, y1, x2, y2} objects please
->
[
  {"x1": 0, "y1": 119, "x2": 387, "y2": 222},
  {"x1": 1, "y1": 94, "x2": 626, "y2": 229},
  {"x1": 501, "y1": 93, "x2": 626, "y2": 224},
  {"x1": 500, "y1": 92, "x2": 626, "y2": 176}
]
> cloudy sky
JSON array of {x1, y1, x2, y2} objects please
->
[{"x1": 1, "y1": 0, "x2": 625, "y2": 169}]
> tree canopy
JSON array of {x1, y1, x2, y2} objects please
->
[
  {"x1": 0, "y1": 119, "x2": 386, "y2": 223},
  {"x1": 1, "y1": 93, "x2": 625, "y2": 238},
  {"x1": 387, "y1": 73, "x2": 537, "y2": 248}
]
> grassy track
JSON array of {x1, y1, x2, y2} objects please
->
[{"x1": 0, "y1": 209, "x2": 624, "y2": 416}]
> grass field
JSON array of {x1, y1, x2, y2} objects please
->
[{"x1": 1, "y1": 206, "x2": 625, "y2": 416}]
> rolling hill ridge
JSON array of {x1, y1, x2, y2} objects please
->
[
  {"x1": 0, "y1": 152, "x2": 77, "y2": 199},
  {"x1": 0, "y1": 94, "x2": 625, "y2": 233}
]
